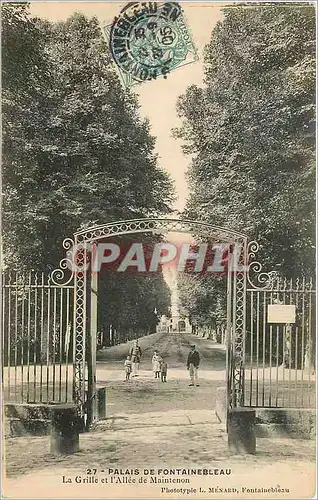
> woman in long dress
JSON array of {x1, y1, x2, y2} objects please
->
[{"x1": 152, "y1": 351, "x2": 161, "y2": 379}]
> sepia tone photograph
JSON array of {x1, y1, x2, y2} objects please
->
[{"x1": 1, "y1": 1, "x2": 316, "y2": 499}]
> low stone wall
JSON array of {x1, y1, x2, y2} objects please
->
[
  {"x1": 255, "y1": 408, "x2": 316, "y2": 440},
  {"x1": 215, "y1": 386, "x2": 316, "y2": 440},
  {"x1": 4, "y1": 388, "x2": 107, "y2": 437},
  {"x1": 4, "y1": 403, "x2": 52, "y2": 437}
]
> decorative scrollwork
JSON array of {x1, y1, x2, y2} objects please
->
[
  {"x1": 247, "y1": 240, "x2": 276, "y2": 290},
  {"x1": 49, "y1": 237, "x2": 75, "y2": 286},
  {"x1": 71, "y1": 218, "x2": 249, "y2": 414},
  {"x1": 63, "y1": 237, "x2": 75, "y2": 250},
  {"x1": 50, "y1": 266, "x2": 74, "y2": 287},
  {"x1": 74, "y1": 218, "x2": 247, "y2": 244},
  {"x1": 247, "y1": 240, "x2": 259, "y2": 258}
]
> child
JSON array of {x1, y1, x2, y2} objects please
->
[
  {"x1": 152, "y1": 351, "x2": 161, "y2": 379},
  {"x1": 160, "y1": 358, "x2": 167, "y2": 382},
  {"x1": 124, "y1": 356, "x2": 132, "y2": 381}
]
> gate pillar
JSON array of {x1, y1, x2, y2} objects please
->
[
  {"x1": 226, "y1": 237, "x2": 248, "y2": 413},
  {"x1": 86, "y1": 244, "x2": 98, "y2": 428},
  {"x1": 72, "y1": 239, "x2": 88, "y2": 420}
]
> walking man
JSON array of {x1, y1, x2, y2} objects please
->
[
  {"x1": 129, "y1": 340, "x2": 142, "y2": 377},
  {"x1": 160, "y1": 358, "x2": 168, "y2": 382},
  {"x1": 187, "y1": 344, "x2": 200, "y2": 386}
]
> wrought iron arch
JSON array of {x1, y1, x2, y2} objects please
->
[
  {"x1": 74, "y1": 218, "x2": 248, "y2": 243},
  {"x1": 49, "y1": 218, "x2": 268, "y2": 417}
]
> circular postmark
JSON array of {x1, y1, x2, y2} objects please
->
[{"x1": 109, "y1": 2, "x2": 193, "y2": 82}]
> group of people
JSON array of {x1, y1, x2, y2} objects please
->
[
  {"x1": 123, "y1": 340, "x2": 200, "y2": 387},
  {"x1": 124, "y1": 340, "x2": 142, "y2": 380},
  {"x1": 151, "y1": 351, "x2": 168, "y2": 382}
]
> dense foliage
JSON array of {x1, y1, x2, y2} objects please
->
[
  {"x1": 2, "y1": 4, "x2": 173, "y2": 334},
  {"x1": 176, "y1": 4, "x2": 315, "y2": 328}
]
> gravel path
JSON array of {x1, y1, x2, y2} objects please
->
[{"x1": 3, "y1": 333, "x2": 316, "y2": 499}]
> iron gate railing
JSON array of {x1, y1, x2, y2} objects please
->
[
  {"x1": 1, "y1": 271, "x2": 75, "y2": 404},
  {"x1": 1, "y1": 232, "x2": 315, "y2": 418},
  {"x1": 244, "y1": 276, "x2": 315, "y2": 408}
]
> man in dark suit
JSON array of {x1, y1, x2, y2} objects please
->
[{"x1": 187, "y1": 344, "x2": 200, "y2": 386}]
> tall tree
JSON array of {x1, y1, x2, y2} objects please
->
[
  {"x1": 175, "y1": 4, "x2": 315, "y2": 279},
  {"x1": 2, "y1": 7, "x2": 174, "y2": 271},
  {"x1": 2, "y1": 5, "x2": 173, "y2": 338},
  {"x1": 178, "y1": 272, "x2": 226, "y2": 330},
  {"x1": 99, "y1": 271, "x2": 171, "y2": 343},
  {"x1": 176, "y1": 4, "x2": 315, "y2": 337}
]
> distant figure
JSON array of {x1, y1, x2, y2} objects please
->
[
  {"x1": 187, "y1": 344, "x2": 200, "y2": 387},
  {"x1": 124, "y1": 356, "x2": 132, "y2": 381},
  {"x1": 160, "y1": 358, "x2": 168, "y2": 382},
  {"x1": 152, "y1": 351, "x2": 161, "y2": 379},
  {"x1": 129, "y1": 340, "x2": 142, "y2": 377}
]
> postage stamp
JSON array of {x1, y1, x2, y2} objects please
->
[{"x1": 103, "y1": 2, "x2": 199, "y2": 87}]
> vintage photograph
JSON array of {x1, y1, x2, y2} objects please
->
[{"x1": 1, "y1": 1, "x2": 316, "y2": 499}]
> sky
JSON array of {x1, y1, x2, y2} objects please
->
[{"x1": 30, "y1": 2, "x2": 225, "y2": 211}]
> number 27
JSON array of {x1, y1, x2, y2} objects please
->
[{"x1": 87, "y1": 468, "x2": 97, "y2": 475}]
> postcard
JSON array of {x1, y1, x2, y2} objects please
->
[{"x1": 1, "y1": 1, "x2": 316, "y2": 499}]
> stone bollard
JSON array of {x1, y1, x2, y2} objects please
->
[
  {"x1": 50, "y1": 404, "x2": 80, "y2": 455},
  {"x1": 228, "y1": 408, "x2": 256, "y2": 455},
  {"x1": 97, "y1": 387, "x2": 107, "y2": 419},
  {"x1": 215, "y1": 387, "x2": 227, "y2": 425}
]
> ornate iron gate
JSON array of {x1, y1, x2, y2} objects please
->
[
  {"x1": 1, "y1": 270, "x2": 74, "y2": 404},
  {"x1": 68, "y1": 218, "x2": 248, "y2": 422},
  {"x1": 244, "y1": 261, "x2": 315, "y2": 409},
  {"x1": 227, "y1": 241, "x2": 316, "y2": 411},
  {"x1": 3, "y1": 218, "x2": 313, "y2": 424}
]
